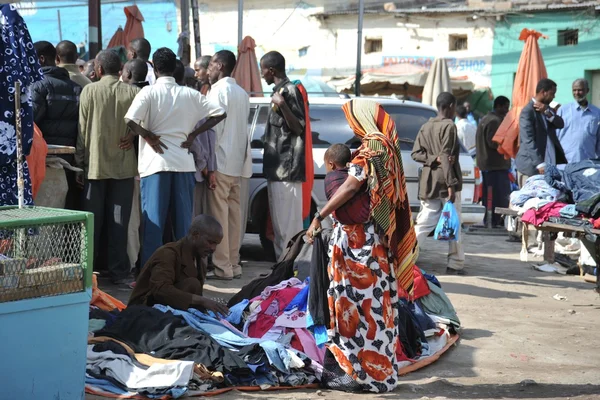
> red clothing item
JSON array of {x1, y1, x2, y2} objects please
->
[
  {"x1": 521, "y1": 202, "x2": 568, "y2": 226},
  {"x1": 247, "y1": 287, "x2": 301, "y2": 338},
  {"x1": 412, "y1": 265, "x2": 431, "y2": 300}
]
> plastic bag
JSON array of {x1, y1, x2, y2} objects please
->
[{"x1": 434, "y1": 201, "x2": 460, "y2": 241}]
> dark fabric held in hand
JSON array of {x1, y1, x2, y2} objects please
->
[
  {"x1": 396, "y1": 302, "x2": 423, "y2": 359},
  {"x1": 308, "y1": 233, "x2": 330, "y2": 328},
  {"x1": 227, "y1": 230, "x2": 307, "y2": 307},
  {"x1": 97, "y1": 305, "x2": 250, "y2": 374},
  {"x1": 324, "y1": 169, "x2": 370, "y2": 225}
]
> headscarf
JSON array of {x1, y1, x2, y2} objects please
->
[{"x1": 342, "y1": 99, "x2": 418, "y2": 294}]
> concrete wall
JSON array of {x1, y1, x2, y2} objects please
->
[
  {"x1": 192, "y1": 5, "x2": 495, "y2": 87},
  {"x1": 20, "y1": 1, "x2": 179, "y2": 57},
  {"x1": 491, "y1": 11, "x2": 600, "y2": 105},
  {"x1": 316, "y1": 13, "x2": 495, "y2": 86}
]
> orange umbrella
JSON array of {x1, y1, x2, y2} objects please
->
[
  {"x1": 107, "y1": 26, "x2": 125, "y2": 49},
  {"x1": 232, "y1": 36, "x2": 263, "y2": 97},
  {"x1": 123, "y1": 5, "x2": 144, "y2": 45},
  {"x1": 107, "y1": 5, "x2": 145, "y2": 49},
  {"x1": 493, "y1": 29, "x2": 547, "y2": 159}
]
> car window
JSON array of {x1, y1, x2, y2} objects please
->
[
  {"x1": 309, "y1": 105, "x2": 358, "y2": 149},
  {"x1": 384, "y1": 105, "x2": 437, "y2": 151},
  {"x1": 251, "y1": 105, "x2": 269, "y2": 149},
  {"x1": 249, "y1": 102, "x2": 464, "y2": 153}
]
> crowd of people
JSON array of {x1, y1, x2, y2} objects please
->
[
  {"x1": 2, "y1": 3, "x2": 598, "y2": 392},
  {"x1": 22, "y1": 34, "x2": 309, "y2": 288}
]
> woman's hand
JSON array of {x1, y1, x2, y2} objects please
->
[{"x1": 306, "y1": 218, "x2": 322, "y2": 243}]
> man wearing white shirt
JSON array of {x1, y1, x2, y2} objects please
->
[
  {"x1": 456, "y1": 104, "x2": 477, "y2": 158},
  {"x1": 516, "y1": 78, "x2": 566, "y2": 186},
  {"x1": 127, "y1": 38, "x2": 156, "y2": 85},
  {"x1": 124, "y1": 47, "x2": 226, "y2": 268},
  {"x1": 204, "y1": 50, "x2": 251, "y2": 280}
]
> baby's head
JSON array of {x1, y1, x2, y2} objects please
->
[{"x1": 324, "y1": 144, "x2": 351, "y2": 173}]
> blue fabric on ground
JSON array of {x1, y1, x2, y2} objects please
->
[
  {"x1": 284, "y1": 280, "x2": 309, "y2": 312},
  {"x1": 154, "y1": 304, "x2": 292, "y2": 373},
  {"x1": 422, "y1": 270, "x2": 441, "y2": 288},
  {"x1": 306, "y1": 312, "x2": 328, "y2": 347},
  {"x1": 225, "y1": 299, "x2": 249, "y2": 325},
  {"x1": 407, "y1": 301, "x2": 437, "y2": 332}
]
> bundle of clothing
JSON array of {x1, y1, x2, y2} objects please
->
[
  {"x1": 509, "y1": 160, "x2": 600, "y2": 228},
  {"x1": 227, "y1": 233, "x2": 461, "y2": 390},
  {"x1": 86, "y1": 304, "x2": 321, "y2": 398}
]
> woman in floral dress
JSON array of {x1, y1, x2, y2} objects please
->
[
  {"x1": 0, "y1": 4, "x2": 43, "y2": 206},
  {"x1": 307, "y1": 98, "x2": 419, "y2": 392}
]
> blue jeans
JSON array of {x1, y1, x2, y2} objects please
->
[{"x1": 140, "y1": 172, "x2": 195, "y2": 267}]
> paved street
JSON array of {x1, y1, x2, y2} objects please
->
[{"x1": 92, "y1": 233, "x2": 600, "y2": 400}]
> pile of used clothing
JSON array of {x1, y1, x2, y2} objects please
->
[
  {"x1": 86, "y1": 290, "x2": 320, "y2": 398},
  {"x1": 86, "y1": 232, "x2": 461, "y2": 398},
  {"x1": 509, "y1": 160, "x2": 600, "y2": 229},
  {"x1": 228, "y1": 233, "x2": 461, "y2": 380}
]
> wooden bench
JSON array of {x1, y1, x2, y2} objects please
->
[{"x1": 496, "y1": 207, "x2": 600, "y2": 291}]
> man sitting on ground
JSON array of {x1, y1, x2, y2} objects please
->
[{"x1": 129, "y1": 215, "x2": 229, "y2": 315}]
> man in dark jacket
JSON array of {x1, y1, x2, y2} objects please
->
[
  {"x1": 260, "y1": 51, "x2": 306, "y2": 261},
  {"x1": 32, "y1": 41, "x2": 83, "y2": 209},
  {"x1": 515, "y1": 78, "x2": 566, "y2": 186},
  {"x1": 476, "y1": 95, "x2": 511, "y2": 227}
]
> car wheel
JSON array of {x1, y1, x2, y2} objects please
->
[{"x1": 258, "y1": 209, "x2": 276, "y2": 262}]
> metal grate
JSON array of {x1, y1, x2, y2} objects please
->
[{"x1": 0, "y1": 207, "x2": 91, "y2": 303}]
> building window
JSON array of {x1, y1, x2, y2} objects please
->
[
  {"x1": 558, "y1": 29, "x2": 578, "y2": 46},
  {"x1": 365, "y1": 38, "x2": 383, "y2": 54},
  {"x1": 298, "y1": 46, "x2": 309, "y2": 57},
  {"x1": 449, "y1": 34, "x2": 468, "y2": 51}
]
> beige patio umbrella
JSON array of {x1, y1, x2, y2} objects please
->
[{"x1": 421, "y1": 58, "x2": 451, "y2": 107}]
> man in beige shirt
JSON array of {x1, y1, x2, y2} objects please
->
[
  {"x1": 76, "y1": 50, "x2": 140, "y2": 285},
  {"x1": 56, "y1": 40, "x2": 91, "y2": 88}
]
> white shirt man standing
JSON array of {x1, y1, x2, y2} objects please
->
[
  {"x1": 124, "y1": 47, "x2": 225, "y2": 268},
  {"x1": 204, "y1": 50, "x2": 251, "y2": 280},
  {"x1": 456, "y1": 104, "x2": 477, "y2": 158}
]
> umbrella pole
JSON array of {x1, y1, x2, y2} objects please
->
[
  {"x1": 354, "y1": 0, "x2": 364, "y2": 97},
  {"x1": 14, "y1": 81, "x2": 25, "y2": 209},
  {"x1": 237, "y1": 0, "x2": 243, "y2": 45}
]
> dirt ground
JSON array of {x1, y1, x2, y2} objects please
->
[{"x1": 89, "y1": 233, "x2": 600, "y2": 400}]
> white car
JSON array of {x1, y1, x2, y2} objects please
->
[{"x1": 245, "y1": 96, "x2": 484, "y2": 258}]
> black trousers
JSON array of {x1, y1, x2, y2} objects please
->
[
  {"x1": 482, "y1": 170, "x2": 511, "y2": 227},
  {"x1": 83, "y1": 178, "x2": 134, "y2": 282}
]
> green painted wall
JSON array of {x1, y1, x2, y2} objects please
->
[{"x1": 491, "y1": 11, "x2": 600, "y2": 105}]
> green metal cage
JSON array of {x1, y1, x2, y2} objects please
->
[{"x1": 0, "y1": 206, "x2": 94, "y2": 303}]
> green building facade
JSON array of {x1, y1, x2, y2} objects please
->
[{"x1": 491, "y1": 10, "x2": 600, "y2": 106}]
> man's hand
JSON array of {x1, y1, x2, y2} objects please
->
[
  {"x1": 272, "y1": 92, "x2": 285, "y2": 107},
  {"x1": 145, "y1": 133, "x2": 168, "y2": 154},
  {"x1": 181, "y1": 136, "x2": 195, "y2": 149},
  {"x1": 119, "y1": 132, "x2": 135, "y2": 150},
  {"x1": 436, "y1": 155, "x2": 456, "y2": 164},
  {"x1": 75, "y1": 172, "x2": 84, "y2": 188},
  {"x1": 533, "y1": 101, "x2": 547, "y2": 113},
  {"x1": 198, "y1": 298, "x2": 229, "y2": 317},
  {"x1": 448, "y1": 187, "x2": 456, "y2": 203},
  {"x1": 207, "y1": 171, "x2": 217, "y2": 191}
]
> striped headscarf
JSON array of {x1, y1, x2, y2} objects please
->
[{"x1": 342, "y1": 99, "x2": 418, "y2": 294}]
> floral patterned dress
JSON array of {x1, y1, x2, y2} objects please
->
[
  {"x1": 326, "y1": 160, "x2": 401, "y2": 393},
  {"x1": 0, "y1": 4, "x2": 43, "y2": 206}
]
